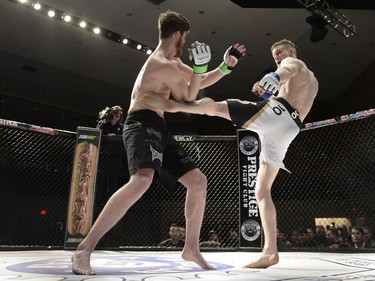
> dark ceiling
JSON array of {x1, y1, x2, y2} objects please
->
[{"x1": 0, "y1": 0, "x2": 374, "y2": 133}]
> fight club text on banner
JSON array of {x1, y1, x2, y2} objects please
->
[{"x1": 237, "y1": 129, "x2": 263, "y2": 249}]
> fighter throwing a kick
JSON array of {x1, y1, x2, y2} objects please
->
[{"x1": 146, "y1": 39, "x2": 319, "y2": 269}]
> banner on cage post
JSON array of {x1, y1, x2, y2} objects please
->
[
  {"x1": 237, "y1": 129, "x2": 263, "y2": 249},
  {"x1": 64, "y1": 127, "x2": 102, "y2": 249}
]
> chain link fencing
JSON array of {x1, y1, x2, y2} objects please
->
[{"x1": 0, "y1": 112, "x2": 374, "y2": 251}]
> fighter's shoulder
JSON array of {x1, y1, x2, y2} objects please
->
[
  {"x1": 281, "y1": 57, "x2": 308, "y2": 70},
  {"x1": 147, "y1": 54, "x2": 178, "y2": 73},
  {"x1": 281, "y1": 56, "x2": 302, "y2": 65}
]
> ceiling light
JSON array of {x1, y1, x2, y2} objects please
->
[
  {"x1": 79, "y1": 21, "x2": 87, "y2": 28},
  {"x1": 8, "y1": 0, "x2": 154, "y2": 55},
  {"x1": 33, "y1": 3, "x2": 41, "y2": 10},
  {"x1": 47, "y1": 10, "x2": 55, "y2": 17},
  {"x1": 63, "y1": 15, "x2": 71, "y2": 22}
]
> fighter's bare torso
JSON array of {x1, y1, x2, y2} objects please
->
[
  {"x1": 128, "y1": 53, "x2": 176, "y2": 118},
  {"x1": 275, "y1": 57, "x2": 318, "y2": 122}
]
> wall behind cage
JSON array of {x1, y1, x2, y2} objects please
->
[{"x1": 0, "y1": 114, "x2": 374, "y2": 249}]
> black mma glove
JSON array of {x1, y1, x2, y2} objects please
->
[{"x1": 219, "y1": 45, "x2": 244, "y2": 75}]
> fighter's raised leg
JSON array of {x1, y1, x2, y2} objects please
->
[{"x1": 163, "y1": 98, "x2": 231, "y2": 120}]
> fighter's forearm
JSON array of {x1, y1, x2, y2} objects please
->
[
  {"x1": 199, "y1": 68, "x2": 226, "y2": 89},
  {"x1": 183, "y1": 74, "x2": 203, "y2": 102}
]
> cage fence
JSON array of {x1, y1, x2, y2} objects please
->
[{"x1": 0, "y1": 112, "x2": 374, "y2": 251}]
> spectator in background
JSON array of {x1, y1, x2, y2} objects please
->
[
  {"x1": 199, "y1": 229, "x2": 221, "y2": 248},
  {"x1": 277, "y1": 229, "x2": 292, "y2": 249},
  {"x1": 307, "y1": 227, "x2": 316, "y2": 242},
  {"x1": 226, "y1": 228, "x2": 239, "y2": 247},
  {"x1": 95, "y1": 105, "x2": 126, "y2": 247},
  {"x1": 315, "y1": 225, "x2": 327, "y2": 247},
  {"x1": 179, "y1": 226, "x2": 186, "y2": 241},
  {"x1": 363, "y1": 226, "x2": 375, "y2": 248},
  {"x1": 337, "y1": 224, "x2": 350, "y2": 243},
  {"x1": 158, "y1": 223, "x2": 185, "y2": 248},
  {"x1": 294, "y1": 226, "x2": 318, "y2": 248},
  {"x1": 289, "y1": 229, "x2": 299, "y2": 248},
  {"x1": 97, "y1": 105, "x2": 124, "y2": 136},
  {"x1": 326, "y1": 227, "x2": 351, "y2": 249},
  {"x1": 351, "y1": 226, "x2": 366, "y2": 249}
]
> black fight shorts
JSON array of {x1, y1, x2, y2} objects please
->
[{"x1": 123, "y1": 109, "x2": 197, "y2": 192}]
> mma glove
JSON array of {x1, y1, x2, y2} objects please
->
[
  {"x1": 219, "y1": 45, "x2": 244, "y2": 75},
  {"x1": 189, "y1": 43, "x2": 211, "y2": 74},
  {"x1": 259, "y1": 72, "x2": 280, "y2": 95}
]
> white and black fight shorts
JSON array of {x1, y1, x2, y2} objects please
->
[{"x1": 227, "y1": 97, "x2": 301, "y2": 172}]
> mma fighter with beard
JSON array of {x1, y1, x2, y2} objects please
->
[{"x1": 72, "y1": 10, "x2": 245, "y2": 275}]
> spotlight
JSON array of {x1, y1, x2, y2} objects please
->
[
  {"x1": 33, "y1": 2, "x2": 41, "y2": 10},
  {"x1": 47, "y1": 10, "x2": 55, "y2": 17},
  {"x1": 306, "y1": 14, "x2": 328, "y2": 42},
  {"x1": 79, "y1": 21, "x2": 87, "y2": 28},
  {"x1": 63, "y1": 15, "x2": 71, "y2": 22},
  {"x1": 9, "y1": 0, "x2": 154, "y2": 55}
]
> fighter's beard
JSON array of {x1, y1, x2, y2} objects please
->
[
  {"x1": 175, "y1": 47, "x2": 183, "y2": 58},
  {"x1": 174, "y1": 38, "x2": 183, "y2": 58}
]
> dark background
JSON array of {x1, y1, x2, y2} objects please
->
[{"x1": 0, "y1": 0, "x2": 374, "y2": 134}]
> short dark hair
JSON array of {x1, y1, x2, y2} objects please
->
[{"x1": 158, "y1": 10, "x2": 190, "y2": 39}]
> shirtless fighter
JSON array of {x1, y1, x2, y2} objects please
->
[
  {"x1": 148, "y1": 39, "x2": 319, "y2": 268},
  {"x1": 71, "y1": 10, "x2": 245, "y2": 275}
]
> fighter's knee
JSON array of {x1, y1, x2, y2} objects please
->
[
  {"x1": 255, "y1": 186, "x2": 272, "y2": 201},
  {"x1": 186, "y1": 173, "x2": 207, "y2": 194},
  {"x1": 196, "y1": 173, "x2": 208, "y2": 189},
  {"x1": 130, "y1": 169, "x2": 154, "y2": 191},
  {"x1": 193, "y1": 174, "x2": 208, "y2": 195}
]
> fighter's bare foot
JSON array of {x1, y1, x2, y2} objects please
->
[
  {"x1": 71, "y1": 250, "x2": 96, "y2": 275},
  {"x1": 181, "y1": 250, "x2": 215, "y2": 269},
  {"x1": 243, "y1": 253, "x2": 279, "y2": 269}
]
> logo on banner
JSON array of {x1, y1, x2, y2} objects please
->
[
  {"x1": 241, "y1": 219, "x2": 261, "y2": 241},
  {"x1": 239, "y1": 136, "x2": 259, "y2": 156}
]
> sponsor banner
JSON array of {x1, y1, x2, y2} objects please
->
[
  {"x1": 173, "y1": 135, "x2": 194, "y2": 142},
  {"x1": 64, "y1": 127, "x2": 102, "y2": 249},
  {"x1": 237, "y1": 129, "x2": 263, "y2": 249},
  {"x1": 304, "y1": 108, "x2": 375, "y2": 129},
  {"x1": 0, "y1": 118, "x2": 57, "y2": 135}
]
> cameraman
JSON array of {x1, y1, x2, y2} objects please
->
[
  {"x1": 98, "y1": 105, "x2": 124, "y2": 136},
  {"x1": 96, "y1": 105, "x2": 127, "y2": 247}
]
